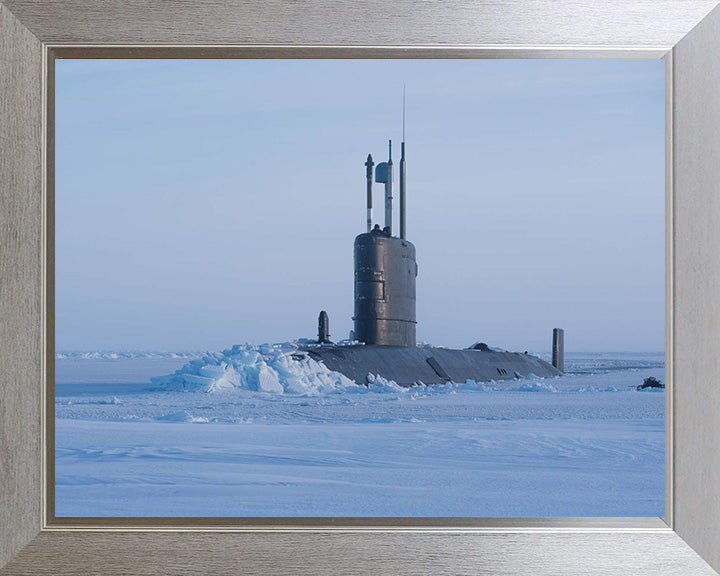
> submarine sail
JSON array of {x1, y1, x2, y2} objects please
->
[{"x1": 353, "y1": 140, "x2": 417, "y2": 347}]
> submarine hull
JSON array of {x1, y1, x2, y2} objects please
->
[{"x1": 300, "y1": 345, "x2": 560, "y2": 387}]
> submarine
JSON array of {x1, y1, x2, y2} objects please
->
[{"x1": 297, "y1": 138, "x2": 562, "y2": 387}]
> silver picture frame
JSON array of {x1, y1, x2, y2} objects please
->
[{"x1": 2, "y1": 1, "x2": 720, "y2": 574}]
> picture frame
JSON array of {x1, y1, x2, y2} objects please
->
[{"x1": 2, "y1": 1, "x2": 720, "y2": 573}]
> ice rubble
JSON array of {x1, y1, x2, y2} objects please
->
[
  {"x1": 150, "y1": 343, "x2": 362, "y2": 395},
  {"x1": 516, "y1": 381, "x2": 558, "y2": 393}
]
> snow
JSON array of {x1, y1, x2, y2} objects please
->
[
  {"x1": 516, "y1": 381, "x2": 558, "y2": 393},
  {"x1": 54, "y1": 351, "x2": 665, "y2": 517},
  {"x1": 150, "y1": 343, "x2": 359, "y2": 394},
  {"x1": 55, "y1": 417, "x2": 663, "y2": 517}
]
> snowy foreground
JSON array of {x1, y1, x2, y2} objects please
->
[{"x1": 55, "y1": 347, "x2": 664, "y2": 517}]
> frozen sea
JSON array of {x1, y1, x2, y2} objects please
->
[{"x1": 55, "y1": 350, "x2": 665, "y2": 517}]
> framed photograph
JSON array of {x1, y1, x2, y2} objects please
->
[
  {"x1": 2, "y1": 1, "x2": 720, "y2": 574},
  {"x1": 51, "y1": 57, "x2": 666, "y2": 522}
]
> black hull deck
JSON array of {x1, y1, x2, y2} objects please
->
[{"x1": 301, "y1": 345, "x2": 560, "y2": 387}]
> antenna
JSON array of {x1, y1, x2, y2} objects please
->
[
  {"x1": 385, "y1": 140, "x2": 393, "y2": 235},
  {"x1": 402, "y1": 83, "x2": 406, "y2": 142},
  {"x1": 400, "y1": 87, "x2": 407, "y2": 240}
]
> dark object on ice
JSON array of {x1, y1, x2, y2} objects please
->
[
  {"x1": 301, "y1": 138, "x2": 562, "y2": 386},
  {"x1": 317, "y1": 311, "x2": 331, "y2": 344},
  {"x1": 552, "y1": 328, "x2": 564, "y2": 373},
  {"x1": 637, "y1": 377, "x2": 664, "y2": 390}
]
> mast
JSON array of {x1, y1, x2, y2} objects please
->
[
  {"x1": 399, "y1": 86, "x2": 407, "y2": 239},
  {"x1": 365, "y1": 154, "x2": 374, "y2": 232},
  {"x1": 384, "y1": 140, "x2": 393, "y2": 235},
  {"x1": 399, "y1": 142, "x2": 406, "y2": 239},
  {"x1": 374, "y1": 141, "x2": 394, "y2": 235}
]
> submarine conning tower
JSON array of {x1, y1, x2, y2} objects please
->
[{"x1": 353, "y1": 140, "x2": 418, "y2": 347}]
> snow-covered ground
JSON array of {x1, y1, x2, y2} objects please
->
[{"x1": 55, "y1": 349, "x2": 665, "y2": 517}]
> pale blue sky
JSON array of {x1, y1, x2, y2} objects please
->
[{"x1": 55, "y1": 59, "x2": 664, "y2": 352}]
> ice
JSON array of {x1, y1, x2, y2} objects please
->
[
  {"x1": 54, "y1": 351, "x2": 666, "y2": 517},
  {"x1": 366, "y1": 373, "x2": 405, "y2": 391},
  {"x1": 56, "y1": 351, "x2": 198, "y2": 360},
  {"x1": 516, "y1": 381, "x2": 558, "y2": 393},
  {"x1": 150, "y1": 343, "x2": 359, "y2": 395},
  {"x1": 55, "y1": 416, "x2": 665, "y2": 517}
]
